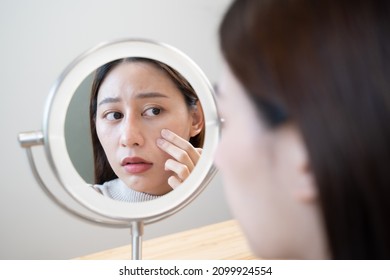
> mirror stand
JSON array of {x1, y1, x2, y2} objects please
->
[
  {"x1": 130, "y1": 221, "x2": 144, "y2": 260},
  {"x1": 18, "y1": 130, "x2": 146, "y2": 260}
]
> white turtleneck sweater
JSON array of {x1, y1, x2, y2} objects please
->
[{"x1": 93, "y1": 178, "x2": 162, "y2": 203}]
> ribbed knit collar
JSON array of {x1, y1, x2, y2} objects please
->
[{"x1": 96, "y1": 178, "x2": 162, "y2": 203}]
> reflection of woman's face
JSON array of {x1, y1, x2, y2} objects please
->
[{"x1": 95, "y1": 62, "x2": 195, "y2": 195}]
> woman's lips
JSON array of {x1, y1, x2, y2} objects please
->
[{"x1": 121, "y1": 157, "x2": 153, "y2": 174}]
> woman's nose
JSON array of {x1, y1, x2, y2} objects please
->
[{"x1": 120, "y1": 116, "x2": 145, "y2": 147}]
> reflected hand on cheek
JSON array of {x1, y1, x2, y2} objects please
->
[{"x1": 157, "y1": 129, "x2": 202, "y2": 189}]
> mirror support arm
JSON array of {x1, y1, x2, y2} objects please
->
[
  {"x1": 130, "y1": 221, "x2": 144, "y2": 260},
  {"x1": 18, "y1": 131, "x2": 44, "y2": 148}
]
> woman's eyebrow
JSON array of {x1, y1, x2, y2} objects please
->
[
  {"x1": 136, "y1": 92, "x2": 169, "y2": 99},
  {"x1": 98, "y1": 92, "x2": 168, "y2": 106},
  {"x1": 98, "y1": 97, "x2": 121, "y2": 106}
]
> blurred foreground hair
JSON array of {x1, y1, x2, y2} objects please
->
[{"x1": 220, "y1": 0, "x2": 390, "y2": 259}]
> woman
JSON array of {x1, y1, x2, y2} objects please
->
[
  {"x1": 216, "y1": 0, "x2": 390, "y2": 259},
  {"x1": 90, "y1": 57, "x2": 204, "y2": 203}
]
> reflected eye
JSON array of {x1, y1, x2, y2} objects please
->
[
  {"x1": 105, "y1": 111, "x2": 123, "y2": 121},
  {"x1": 143, "y1": 107, "x2": 162, "y2": 117}
]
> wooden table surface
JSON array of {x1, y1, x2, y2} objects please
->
[{"x1": 76, "y1": 219, "x2": 256, "y2": 260}]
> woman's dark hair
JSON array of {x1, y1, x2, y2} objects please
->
[
  {"x1": 90, "y1": 57, "x2": 204, "y2": 185},
  {"x1": 220, "y1": 0, "x2": 390, "y2": 259}
]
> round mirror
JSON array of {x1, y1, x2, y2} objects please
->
[{"x1": 44, "y1": 39, "x2": 220, "y2": 223}]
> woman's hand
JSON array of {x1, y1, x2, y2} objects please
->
[{"x1": 157, "y1": 128, "x2": 202, "y2": 189}]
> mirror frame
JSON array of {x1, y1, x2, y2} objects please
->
[{"x1": 43, "y1": 39, "x2": 220, "y2": 223}]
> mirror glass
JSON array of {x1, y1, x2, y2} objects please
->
[
  {"x1": 45, "y1": 39, "x2": 220, "y2": 223},
  {"x1": 65, "y1": 57, "x2": 207, "y2": 203}
]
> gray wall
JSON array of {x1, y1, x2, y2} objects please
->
[
  {"x1": 65, "y1": 73, "x2": 94, "y2": 183},
  {"x1": 0, "y1": 0, "x2": 232, "y2": 259}
]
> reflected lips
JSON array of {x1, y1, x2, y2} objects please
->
[{"x1": 121, "y1": 157, "x2": 153, "y2": 174}]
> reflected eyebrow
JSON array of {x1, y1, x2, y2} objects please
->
[
  {"x1": 98, "y1": 92, "x2": 168, "y2": 106},
  {"x1": 98, "y1": 97, "x2": 121, "y2": 106},
  {"x1": 136, "y1": 92, "x2": 169, "y2": 99}
]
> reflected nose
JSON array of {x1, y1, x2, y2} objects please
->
[{"x1": 120, "y1": 116, "x2": 145, "y2": 147}]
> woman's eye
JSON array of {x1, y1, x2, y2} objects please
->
[
  {"x1": 143, "y1": 107, "x2": 161, "y2": 117},
  {"x1": 105, "y1": 112, "x2": 123, "y2": 121}
]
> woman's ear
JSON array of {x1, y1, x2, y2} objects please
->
[
  {"x1": 190, "y1": 101, "x2": 205, "y2": 137},
  {"x1": 296, "y1": 163, "x2": 317, "y2": 204},
  {"x1": 278, "y1": 125, "x2": 318, "y2": 204},
  {"x1": 289, "y1": 129, "x2": 318, "y2": 204}
]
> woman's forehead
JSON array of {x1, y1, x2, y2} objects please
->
[{"x1": 97, "y1": 62, "x2": 181, "y2": 101}]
